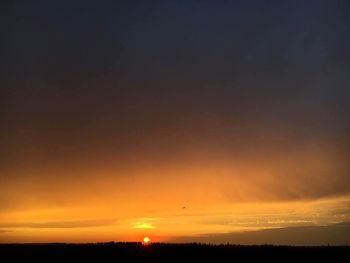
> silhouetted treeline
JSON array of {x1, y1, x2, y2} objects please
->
[{"x1": 1, "y1": 243, "x2": 349, "y2": 262}]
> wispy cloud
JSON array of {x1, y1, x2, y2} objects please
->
[
  {"x1": 171, "y1": 222, "x2": 350, "y2": 246},
  {"x1": 0, "y1": 219, "x2": 117, "y2": 229},
  {"x1": 0, "y1": 230, "x2": 12, "y2": 234}
]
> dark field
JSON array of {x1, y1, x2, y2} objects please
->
[{"x1": 1, "y1": 243, "x2": 349, "y2": 262}]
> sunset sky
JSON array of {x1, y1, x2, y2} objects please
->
[{"x1": 1, "y1": 0, "x2": 350, "y2": 245}]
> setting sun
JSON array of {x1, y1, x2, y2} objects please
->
[{"x1": 143, "y1": 237, "x2": 151, "y2": 245}]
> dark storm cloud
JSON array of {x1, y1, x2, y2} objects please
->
[{"x1": 1, "y1": 0, "x2": 350, "y2": 201}]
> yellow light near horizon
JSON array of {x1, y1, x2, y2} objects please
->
[
  {"x1": 143, "y1": 236, "x2": 151, "y2": 245},
  {"x1": 133, "y1": 222, "x2": 156, "y2": 229}
]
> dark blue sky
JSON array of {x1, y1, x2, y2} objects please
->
[{"x1": 1, "y1": 0, "x2": 350, "y2": 199}]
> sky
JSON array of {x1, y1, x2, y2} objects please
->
[{"x1": 0, "y1": 0, "x2": 350, "y2": 244}]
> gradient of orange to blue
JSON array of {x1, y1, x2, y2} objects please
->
[{"x1": 1, "y1": 0, "x2": 350, "y2": 245}]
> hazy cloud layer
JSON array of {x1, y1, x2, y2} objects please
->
[{"x1": 0, "y1": 1, "x2": 349, "y2": 242}]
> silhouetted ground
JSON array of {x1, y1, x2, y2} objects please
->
[{"x1": 1, "y1": 243, "x2": 349, "y2": 262}]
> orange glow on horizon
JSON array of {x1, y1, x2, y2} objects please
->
[
  {"x1": 0, "y1": 195, "x2": 349, "y2": 244},
  {"x1": 0, "y1": 144, "x2": 349, "y2": 244}
]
